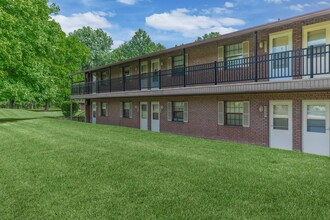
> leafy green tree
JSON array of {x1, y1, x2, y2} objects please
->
[
  {"x1": 111, "y1": 29, "x2": 165, "y2": 63},
  {"x1": 196, "y1": 32, "x2": 221, "y2": 41},
  {"x1": 0, "y1": 0, "x2": 89, "y2": 109},
  {"x1": 69, "y1": 27, "x2": 113, "y2": 68}
]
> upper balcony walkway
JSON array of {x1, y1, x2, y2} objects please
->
[{"x1": 71, "y1": 44, "x2": 330, "y2": 98}]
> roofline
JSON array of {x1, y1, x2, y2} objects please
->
[{"x1": 69, "y1": 7, "x2": 330, "y2": 76}]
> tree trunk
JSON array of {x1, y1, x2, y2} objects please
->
[
  {"x1": 44, "y1": 102, "x2": 49, "y2": 111},
  {"x1": 9, "y1": 100, "x2": 15, "y2": 109}
]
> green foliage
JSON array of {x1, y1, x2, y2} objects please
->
[
  {"x1": 111, "y1": 29, "x2": 166, "y2": 63},
  {"x1": 196, "y1": 32, "x2": 221, "y2": 41},
  {"x1": 0, "y1": 0, "x2": 89, "y2": 108},
  {"x1": 61, "y1": 101, "x2": 79, "y2": 117},
  {"x1": 69, "y1": 27, "x2": 113, "y2": 68}
]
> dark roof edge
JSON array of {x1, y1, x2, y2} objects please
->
[{"x1": 69, "y1": 8, "x2": 330, "y2": 76}]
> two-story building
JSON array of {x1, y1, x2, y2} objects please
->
[{"x1": 70, "y1": 9, "x2": 330, "y2": 156}]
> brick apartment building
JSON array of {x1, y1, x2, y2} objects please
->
[{"x1": 70, "y1": 9, "x2": 330, "y2": 156}]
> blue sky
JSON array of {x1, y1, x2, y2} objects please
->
[{"x1": 51, "y1": 0, "x2": 330, "y2": 49}]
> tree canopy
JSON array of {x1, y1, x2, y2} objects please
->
[
  {"x1": 196, "y1": 32, "x2": 221, "y2": 41},
  {"x1": 111, "y1": 29, "x2": 166, "y2": 63},
  {"x1": 69, "y1": 27, "x2": 113, "y2": 68},
  {"x1": 0, "y1": 0, "x2": 89, "y2": 108},
  {"x1": 0, "y1": 1, "x2": 166, "y2": 109}
]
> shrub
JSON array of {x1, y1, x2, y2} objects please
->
[{"x1": 61, "y1": 101, "x2": 79, "y2": 118}]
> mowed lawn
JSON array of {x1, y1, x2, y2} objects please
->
[{"x1": 0, "y1": 109, "x2": 330, "y2": 219}]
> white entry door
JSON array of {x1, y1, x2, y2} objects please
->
[
  {"x1": 151, "y1": 102, "x2": 160, "y2": 132},
  {"x1": 140, "y1": 61, "x2": 148, "y2": 90},
  {"x1": 269, "y1": 30, "x2": 292, "y2": 80},
  {"x1": 151, "y1": 59, "x2": 160, "y2": 90},
  {"x1": 269, "y1": 101, "x2": 292, "y2": 150},
  {"x1": 92, "y1": 74, "x2": 97, "y2": 94},
  {"x1": 303, "y1": 101, "x2": 330, "y2": 156},
  {"x1": 92, "y1": 102, "x2": 97, "y2": 124},
  {"x1": 140, "y1": 102, "x2": 148, "y2": 130},
  {"x1": 303, "y1": 23, "x2": 330, "y2": 78}
]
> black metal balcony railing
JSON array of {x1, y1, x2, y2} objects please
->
[{"x1": 71, "y1": 44, "x2": 330, "y2": 96}]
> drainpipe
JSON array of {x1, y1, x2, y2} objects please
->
[
  {"x1": 109, "y1": 66, "x2": 112, "y2": 92},
  {"x1": 139, "y1": 59, "x2": 141, "y2": 90},
  {"x1": 183, "y1": 48, "x2": 186, "y2": 87},
  {"x1": 254, "y1": 31, "x2": 258, "y2": 82},
  {"x1": 122, "y1": 67, "x2": 125, "y2": 91}
]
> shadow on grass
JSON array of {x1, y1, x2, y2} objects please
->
[{"x1": 0, "y1": 117, "x2": 56, "y2": 124}]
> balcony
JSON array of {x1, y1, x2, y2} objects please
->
[{"x1": 71, "y1": 44, "x2": 330, "y2": 97}]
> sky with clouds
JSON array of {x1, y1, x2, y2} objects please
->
[{"x1": 51, "y1": 0, "x2": 330, "y2": 49}]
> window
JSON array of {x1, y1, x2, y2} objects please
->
[
  {"x1": 308, "y1": 29, "x2": 326, "y2": 57},
  {"x1": 226, "y1": 43, "x2": 243, "y2": 61},
  {"x1": 272, "y1": 36, "x2": 289, "y2": 69},
  {"x1": 123, "y1": 102, "x2": 132, "y2": 118},
  {"x1": 172, "y1": 55, "x2": 184, "y2": 76},
  {"x1": 219, "y1": 41, "x2": 249, "y2": 69},
  {"x1": 101, "y1": 102, "x2": 107, "y2": 117},
  {"x1": 273, "y1": 105, "x2": 289, "y2": 130},
  {"x1": 167, "y1": 102, "x2": 188, "y2": 122},
  {"x1": 308, "y1": 29, "x2": 326, "y2": 47},
  {"x1": 225, "y1": 101, "x2": 244, "y2": 126},
  {"x1": 307, "y1": 105, "x2": 326, "y2": 133},
  {"x1": 172, "y1": 102, "x2": 184, "y2": 122},
  {"x1": 123, "y1": 66, "x2": 131, "y2": 81},
  {"x1": 100, "y1": 71, "x2": 109, "y2": 80}
]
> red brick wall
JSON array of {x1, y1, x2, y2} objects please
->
[{"x1": 90, "y1": 91, "x2": 330, "y2": 151}]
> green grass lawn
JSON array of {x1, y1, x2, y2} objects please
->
[{"x1": 0, "y1": 109, "x2": 330, "y2": 219}]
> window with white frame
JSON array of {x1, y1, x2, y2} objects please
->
[
  {"x1": 167, "y1": 102, "x2": 188, "y2": 122},
  {"x1": 101, "y1": 102, "x2": 107, "y2": 117},
  {"x1": 172, "y1": 55, "x2": 184, "y2": 76},
  {"x1": 225, "y1": 101, "x2": 244, "y2": 126},
  {"x1": 225, "y1": 43, "x2": 243, "y2": 61},
  {"x1": 123, "y1": 102, "x2": 132, "y2": 118},
  {"x1": 218, "y1": 101, "x2": 250, "y2": 127},
  {"x1": 123, "y1": 66, "x2": 131, "y2": 81},
  {"x1": 172, "y1": 102, "x2": 184, "y2": 122}
]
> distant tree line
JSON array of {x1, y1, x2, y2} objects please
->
[{"x1": 0, "y1": 0, "x2": 219, "y2": 110}]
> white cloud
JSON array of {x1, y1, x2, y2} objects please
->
[
  {"x1": 288, "y1": 3, "x2": 310, "y2": 11},
  {"x1": 318, "y1": 1, "x2": 330, "y2": 6},
  {"x1": 117, "y1": 0, "x2": 136, "y2": 5},
  {"x1": 145, "y1": 8, "x2": 245, "y2": 38},
  {"x1": 201, "y1": 7, "x2": 232, "y2": 15},
  {"x1": 113, "y1": 40, "x2": 125, "y2": 49},
  {"x1": 224, "y1": 2, "x2": 235, "y2": 8},
  {"x1": 264, "y1": 0, "x2": 290, "y2": 3},
  {"x1": 52, "y1": 12, "x2": 112, "y2": 34},
  {"x1": 267, "y1": 18, "x2": 278, "y2": 22}
]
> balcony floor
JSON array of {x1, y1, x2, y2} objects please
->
[{"x1": 71, "y1": 77, "x2": 330, "y2": 99}]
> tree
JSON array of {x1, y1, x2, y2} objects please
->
[
  {"x1": 0, "y1": 0, "x2": 89, "y2": 109},
  {"x1": 69, "y1": 27, "x2": 113, "y2": 68},
  {"x1": 196, "y1": 32, "x2": 221, "y2": 41},
  {"x1": 111, "y1": 29, "x2": 165, "y2": 63}
]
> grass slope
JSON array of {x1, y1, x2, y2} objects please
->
[{"x1": 0, "y1": 109, "x2": 329, "y2": 219}]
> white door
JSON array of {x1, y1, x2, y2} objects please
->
[
  {"x1": 303, "y1": 101, "x2": 330, "y2": 156},
  {"x1": 140, "y1": 102, "x2": 148, "y2": 130},
  {"x1": 92, "y1": 102, "x2": 97, "y2": 124},
  {"x1": 151, "y1": 102, "x2": 160, "y2": 132},
  {"x1": 269, "y1": 31, "x2": 292, "y2": 80},
  {"x1": 304, "y1": 29, "x2": 329, "y2": 78},
  {"x1": 140, "y1": 61, "x2": 148, "y2": 90},
  {"x1": 151, "y1": 59, "x2": 160, "y2": 90},
  {"x1": 92, "y1": 73, "x2": 97, "y2": 94},
  {"x1": 269, "y1": 101, "x2": 292, "y2": 150}
]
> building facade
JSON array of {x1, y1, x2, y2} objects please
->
[{"x1": 70, "y1": 9, "x2": 330, "y2": 156}]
